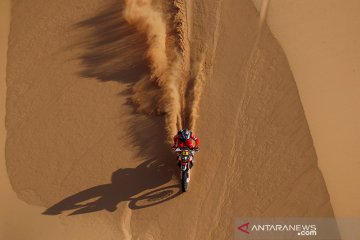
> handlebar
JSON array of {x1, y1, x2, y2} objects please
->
[{"x1": 173, "y1": 147, "x2": 199, "y2": 152}]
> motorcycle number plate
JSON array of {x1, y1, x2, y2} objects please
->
[{"x1": 182, "y1": 151, "x2": 189, "y2": 156}]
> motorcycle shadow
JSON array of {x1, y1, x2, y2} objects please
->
[{"x1": 43, "y1": 159, "x2": 182, "y2": 216}]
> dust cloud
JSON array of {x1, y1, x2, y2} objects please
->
[{"x1": 123, "y1": 0, "x2": 205, "y2": 142}]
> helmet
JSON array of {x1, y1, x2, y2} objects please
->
[{"x1": 181, "y1": 128, "x2": 191, "y2": 140}]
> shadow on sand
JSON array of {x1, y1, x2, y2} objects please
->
[
  {"x1": 72, "y1": 0, "x2": 149, "y2": 84},
  {"x1": 44, "y1": 1, "x2": 182, "y2": 216},
  {"x1": 43, "y1": 160, "x2": 181, "y2": 215}
]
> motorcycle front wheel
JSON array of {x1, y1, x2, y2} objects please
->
[{"x1": 181, "y1": 171, "x2": 189, "y2": 192}]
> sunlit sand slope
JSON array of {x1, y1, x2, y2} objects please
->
[{"x1": 5, "y1": 0, "x2": 338, "y2": 239}]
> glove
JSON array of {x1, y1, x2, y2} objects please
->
[{"x1": 193, "y1": 147, "x2": 199, "y2": 151}]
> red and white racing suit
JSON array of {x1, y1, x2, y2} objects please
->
[
  {"x1": 173, "y1": 133, "x2": 200, "y2": 149},
  {"x1": 173, "y1": 133, "x2": 200, "y2": 166}
]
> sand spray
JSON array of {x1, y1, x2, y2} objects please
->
[{"x1": 123, "y1": 0, "x2": 184, "y2": 142}]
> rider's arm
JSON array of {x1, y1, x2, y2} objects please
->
[{"x1": 191, "y1": 134, "x2": 199, "y2": 148}]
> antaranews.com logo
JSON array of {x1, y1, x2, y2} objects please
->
[
  {"x1": 237, "y1": 221, "x2": 317, "y2": 236},
  {"x1": 235, "y1": 218, "x2": 359, "y2": 240}
]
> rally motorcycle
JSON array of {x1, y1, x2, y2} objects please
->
[{"x1": 174, "y1": 147, "x2": 198, "y2": 192}]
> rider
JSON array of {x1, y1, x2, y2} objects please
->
[{"x1": 173, "y1": 128, "x2": 200, "y2": 167}]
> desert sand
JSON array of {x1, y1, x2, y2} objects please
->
[
  {"x1": 1, "y1": 2, "x2": 99, "y2": 240},
  {"x1": 252, "y1": 0, "x2": 360, "y2": 218},
  {"x1": 1, "y1": 0, "x2": 351, "y2": 239}
]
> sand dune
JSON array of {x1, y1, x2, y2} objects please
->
[
  {"x1": 253, "y1": 0, "x2": 360, "y2": 218},
  {"x1": 2, "y1": 0, "x2": 341, "y2": 239}
]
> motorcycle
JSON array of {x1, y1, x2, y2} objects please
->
[{"x1": 174, "y1": 147, "x2": 198, "y2": 192}]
